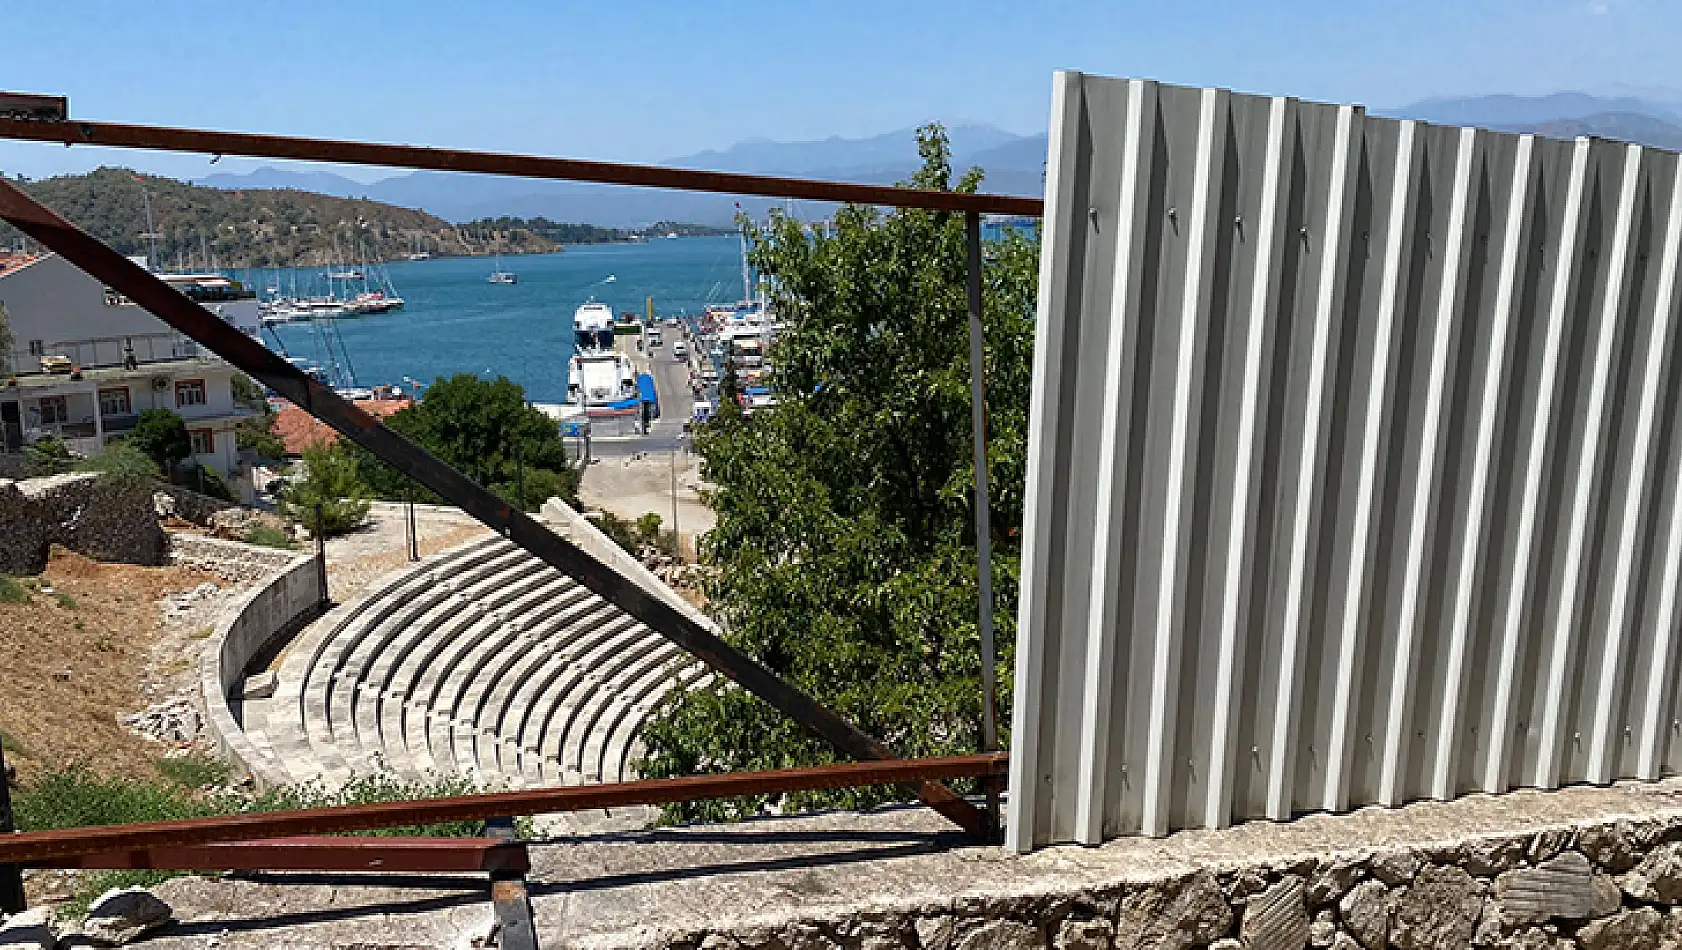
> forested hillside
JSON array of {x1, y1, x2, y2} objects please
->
[{"x1": 0, "y1": 167, "x2": 559, "y2": 267}]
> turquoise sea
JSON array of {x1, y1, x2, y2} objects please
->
[{"x1": 261, "y1": 236, "x2": 752, "y2": 403}]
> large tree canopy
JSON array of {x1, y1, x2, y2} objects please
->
[
  {"x1": 352, "y1": 372, "x2": 580, "y2": 511},
  {"x1": 638, "y1": 126, "x2": 1040, "y2": 821}
]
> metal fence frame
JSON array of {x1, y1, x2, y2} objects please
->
[{"x1": 0, "y1": 101, "x2": 1039, "y2": 927}]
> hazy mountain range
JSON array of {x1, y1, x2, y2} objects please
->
[{"x1": 193, "y1": 92, "x2": 1682, "y2": 226}]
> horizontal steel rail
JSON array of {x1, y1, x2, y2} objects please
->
[
  {"x1": 0, "y1": 754, "x2": 1007, "y2": 864},
  {"x1": 35, "y1": 836, "x2": 531, "y2": 874},
  {"x1": 0, "y1": 117, "x2": 1044, "y2": 217},
  {"x1": 0, "y1": 177, "x2": 989, "y2": 840}
]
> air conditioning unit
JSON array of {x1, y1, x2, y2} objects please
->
[{"x1": 150, "y1": 375, "x2": 170, "y2": 393}]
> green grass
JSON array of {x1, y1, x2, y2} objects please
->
[
  {"x1": 154, "y1": 754, "x2": 232, "y2": 790},
  {"x1": 242, "y1": 524, "x2": 296, "y2": 550},
  {"x1": 52, "y1": 590, "x2": 77, "y2": 610},
  {"x1": 0, "y1": 575, "x2": 28, "y2": 604},
  {"x1": 14, "y1": 765, "x2": 535, "y2": 914}
]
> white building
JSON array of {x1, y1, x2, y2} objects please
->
[{"x1": 0, "y1": 253, "x2": 262, "y2": 479}]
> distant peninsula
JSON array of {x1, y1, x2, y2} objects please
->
[{"x1": 0, "y1": 167, "x2": 730, "y2": 268}]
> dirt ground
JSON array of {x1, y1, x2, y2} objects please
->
[
  {"x1": 579, "y1": 449, "x2": 716, "y2": 558},
  {"x1": 0, "y1": 550, "x2": 227, "y2": 785}
]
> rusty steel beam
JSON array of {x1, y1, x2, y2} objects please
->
[
  {"x1": 34, "y1": 836, "x2": 530, "y2": 874},
  {"x1": 0, "y1": 755, "x2": 1007, "y2": 866},
  {"x1": 0, "y1": 177, "x2": 990, "y2": 840},
  {"x1": 0, "y1": 116, "x2": 1044, "y2": 217}
]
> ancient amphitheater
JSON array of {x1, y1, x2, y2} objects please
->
[{"x1": 228, "y1": 501, "x2": 713, "y2": 791}]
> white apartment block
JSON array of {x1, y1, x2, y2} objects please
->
[{"x1": 0, "y1": 253, "x2": 262, "y2": 479}]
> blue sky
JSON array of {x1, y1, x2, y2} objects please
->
[{"x1": 2, "y1": 0, "x2": 1675, "y2": 182}]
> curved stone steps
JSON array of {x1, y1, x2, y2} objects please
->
[
  {"x1": 259, "y1": 532, "x2": 711, "y2": 792},
  {"x1": 265, "y1": 536, "x2": 503, "y2": 784},
  {"x1": 380, "y1": 571, "x2": 581, "y2": 779},
  {"x1": 332, "y1": 548, "x2": 536, "y2": 774},
  {"x1": 451, "y1": 611, "x2": 646, "y2": 780}
]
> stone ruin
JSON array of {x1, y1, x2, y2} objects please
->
[{"x1": 0, "y1": 473, "x2": 167, "y2": 575}]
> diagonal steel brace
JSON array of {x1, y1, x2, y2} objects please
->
[{"x1": 0, "y1": 178, "x2": 986, "y2": 839}]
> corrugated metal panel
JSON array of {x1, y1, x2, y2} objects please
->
[{"x1": 1007, "y1": 71, "x2": 1682, "y2": 850}]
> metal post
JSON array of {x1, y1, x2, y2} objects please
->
[
  {"x1": 314, "y1": 503, "x2": 328, "y2": 607},
  {"x1": 484, "y1": 817, "x2": 537, "y2": 950},
  {"x1": 670, "y1": 447, "x2": 680, "y2": 559},
  {"x1": 965, "y1": 212, "x2": 1001, "y2": 841},
  {"x1": 408, "y1": 489, "x2": 419, "y2": 563},
  {"x1": 515, "y1": 439, "x2": 525, "y2": 511},
  {"x1": 0, "y1": 735, "x2": 25, "y2": 913}
]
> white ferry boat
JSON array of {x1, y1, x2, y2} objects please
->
[{"x1": 568, "y1": 300, "x2": 638, "y2": 417}]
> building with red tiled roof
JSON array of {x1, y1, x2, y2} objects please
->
[{"x1": 273, "y1": 399, "x2": 411, "y2": 456}]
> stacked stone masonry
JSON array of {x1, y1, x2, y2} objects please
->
[
  {"x1": 0, "y1": 473, "x2": 165, "y2": 574},
  {"x1": 642, "y1": 814, "x2": 1682, "y2": 950}
]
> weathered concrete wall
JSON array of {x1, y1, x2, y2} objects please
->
[
  {"x1": 541, "y1": 497, "x2": 717, "y2": 633},
  {"x1": 0, "y1": 473, "x2": 166, "y2": 574},
  {"x1": 194, "y1": 536, "x2": 322, "y2": 787}
]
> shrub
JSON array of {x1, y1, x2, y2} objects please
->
[
  {"x1": 185, "y1": 463, "x2": 236, "y2": 502},
  {"x1": 76, "y1": 443, "x2": 160, "y2": 479},
  {"x1": 242, "y1": 523, "x2": 295, "y2": 550},
  {"x1": 24, "y1": 435, "x2": 74, "y2": 475},
  {"x1": 0, "y1": 575, "x2": 27, "y2": 604}
]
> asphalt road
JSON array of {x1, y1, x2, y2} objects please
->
[{"x1": 590, "y1": 328, "x2": 696, "y2": 458}]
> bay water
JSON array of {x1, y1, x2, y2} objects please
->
[{"x1": 263, "y1": 236, "x2": 750, "y2": 403}]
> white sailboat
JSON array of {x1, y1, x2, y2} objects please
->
[{"x1": 487, "y1": 236, "x2": 516, "y2": 284}]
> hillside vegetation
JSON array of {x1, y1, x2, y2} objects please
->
[{"x1": 0, "y1": 167, "x2": 560, "y2": 267}]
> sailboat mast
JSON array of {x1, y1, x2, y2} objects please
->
[{"x1": 739, "y1": 225, "x2": 751, "y2": 304}]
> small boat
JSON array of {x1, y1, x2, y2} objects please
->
[
  {"x1": 328, "y1": 269, "x2": 364, "y2": 281},
  {"x1": 488, "y1": 248, "x2": 516, "y2": 284},
  {"x1": 573, "y1": 300, "x2": 616, "y2": 352}
]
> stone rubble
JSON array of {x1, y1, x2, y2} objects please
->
[
  {"x1": 120, "y1": 697, "x2": 201, "y2": 744},
  {"x1": 159, "y1": 582, "x2": 221, "y2": 620},
  {"x1": 0, "y1": 908, "x2": 56, "y2": 950},
  {"x1": 76, "y1": 887, "x2": 173, "y2": 946}
]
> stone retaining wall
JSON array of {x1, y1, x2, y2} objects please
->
[
  {"x1": 195, "y1": 537, "x2": 323, "y2": 786},
  {"x1": 644, "y1": 807, "x2": 1682, "y2": 950},
  {"x1": 170, "y1": 532, "x2": 305, "y2": 584},
  {"x1": 0, "y1": 473, "x2": 166, "y2": 574}
]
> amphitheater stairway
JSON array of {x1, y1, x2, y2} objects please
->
[{"x1": 253, "y1": 532, "x2": 712, "y2": 790}]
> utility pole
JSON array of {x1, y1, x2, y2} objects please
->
[{"x1": 670, "y1": 445, "x2": 680, "y2": 559}]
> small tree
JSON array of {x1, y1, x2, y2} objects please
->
[
  {"x1": 235, "y1": 413, "x2": 287, "y2": 461},
  {"x1": 278, "y1": 442, "x2": 371, "y2": 537},
  {"x1": 129, "y1": 409, "x2": 192, "y2": 474}
]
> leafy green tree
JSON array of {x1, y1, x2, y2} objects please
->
[
  {"x1": 638, "y1": 126, "x2": 1040, "y2": 821},
  {"x1": 354, "y1": 373, "x2": 580, "y2": 511},
  {"x1": 128, "y1": 409, "x2": 192, "y2": 474},
  {"x1": 279, "y1": 442, "x2": 371, "y2": 536},
  {"x1": 235, "y1": 413, "x2": 288, "y2": 461}
]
